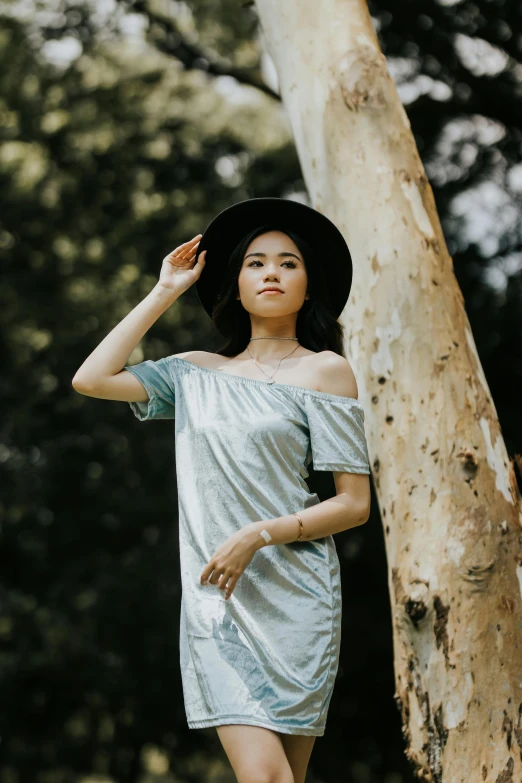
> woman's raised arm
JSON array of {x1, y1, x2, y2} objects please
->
[{"x1": 71, "y1": 234, "x2": 206, "y2": 402}]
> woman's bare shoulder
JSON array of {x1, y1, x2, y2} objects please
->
[
  {"x1": 167, "y1": 350, "x2": 358, "y2": 398},
  {"x1": 313, "y1": 351, "x2": 360, "y2": 399},
  {"x1": 168, "y1": 350, "x2": 224, "y2": 370}
]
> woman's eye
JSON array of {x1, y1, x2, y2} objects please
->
[{"x1": 248, "y1": 260, "x2": 297, "y2": 268}]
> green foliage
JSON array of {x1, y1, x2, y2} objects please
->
[
  {"x1": 1, "y1": 1, "x2": 521, "y2": 781},
  {"x1": 0, "y1": 9, "x2": 300, "y2": 781}
]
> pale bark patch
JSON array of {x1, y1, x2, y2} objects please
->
[
  {"x1": 479, "y1": 418, "x2": 513, "y2": 504},
  {"x1": 515, "y1": 562, "x2": 522, "y2": 601},
  {"x1": 370, "y1": 308, "x2": 402, "y2": 376},
  {"x1": 465, "y1": 326, "x2": 496, "y2": 409},
  {"x1": 399, "y1": 171, "x2": 437, "y2": 238},
  {"x1": 444, "y1": 670, "x2": 474, "y2": 730}
]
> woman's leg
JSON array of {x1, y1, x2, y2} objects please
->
[
  {"x1": 215, "y1": 724, "x2": 295, "y2": 783},
  {"x1": 279, "y1": 734, "x2": 316, "y2": 783}
]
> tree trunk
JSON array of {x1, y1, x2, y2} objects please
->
[{"x1": 254, "y1": 0, "x2": 522, "y2": 778}]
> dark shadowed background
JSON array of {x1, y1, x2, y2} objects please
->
[{"x1": 1, "y1": 1, "x2": 521, "y2": 781}]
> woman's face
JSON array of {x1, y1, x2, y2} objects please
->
[{"x1": 236, "y1": 230, "x2": 309, "y2": 317}]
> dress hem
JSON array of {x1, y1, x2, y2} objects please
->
[{"x1": 187, "y1": 714, "x2": 325, "y2": 737}]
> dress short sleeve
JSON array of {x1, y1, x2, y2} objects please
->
[
  {"x1": 123, "y1": 357, "x2": 176, "y2": 421},
  {"x1": 304, "y1": 395, "x2": 371, "y2": 474}
]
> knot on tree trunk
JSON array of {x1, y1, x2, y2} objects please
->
[
  {"x1": 456, "y1": 447, "x2": 479, "y2": 477},
  {"x1": 337, "y1": 44, "x2": 390, "y2": 111}
]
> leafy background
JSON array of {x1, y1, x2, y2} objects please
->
[{"x1": 1, "y1": 0, "x2": 521, "y2": 781}]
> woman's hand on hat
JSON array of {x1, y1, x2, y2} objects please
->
[{"x1": 158, "y1": 234, "x2": 207, "y2": 295}]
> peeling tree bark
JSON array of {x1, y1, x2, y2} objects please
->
[{"x1": 254, "y1": 0, "x2": 522, "y2": 779}]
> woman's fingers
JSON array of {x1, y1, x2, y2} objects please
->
[
  {"x1": 201, "y1": 563, "x2": 218, "y2": 584},
  {"x1": 171, "y1": 234, "x2": 203, "y2": 259},
  {"x1": 185, "y1": 246, "x2": 201, "y2": 262},
  {"x1": 181, "y1": 234, "x2": 203, "y2": 252},
  {"x1": 178, "y1": 243, "x2": 200, "y2": 260},
  {"x1": 181, "y1": 234, "x2": 202, "y2": 248},
  {"x1": 217, "y1": 572, "x2": 229, "y2": 590},
  {"x1": 224, "y1": 574, "x2": 239, "y2": 600},
  {"x1": 166, "y1": 245, "x2": 199, "y2": 267},
  {"x1": 201, "y1": 564, "x2": 230, "y2": 586},
  {"x1": 216, "y1": 571, "x2": 237, "y2": 600}
]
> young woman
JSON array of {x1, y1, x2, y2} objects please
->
[{"x1": 72, "y1": 197, "x2": 371, "y2": 783}]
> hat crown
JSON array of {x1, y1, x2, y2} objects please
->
[{"x1": 194, "y1": 197, "x2": 352, "y2": 325}]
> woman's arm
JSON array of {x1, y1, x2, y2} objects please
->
[
  {"x1": 71, "y1": 234, "x2": 206, "y2": 402},
  {"x1": 252, "y1": 352, "x2": 371, "y2": 545},
  {"x1": 250, "y1": 480, "x2": 371, "y2": 549}
]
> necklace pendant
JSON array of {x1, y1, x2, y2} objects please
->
[{"x1": 267, "y1": 379, "x2": 275, "y2": 384}]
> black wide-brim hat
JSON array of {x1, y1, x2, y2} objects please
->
[{"x1": 194, "y1": 197, "x2": 353, "y2": 320}]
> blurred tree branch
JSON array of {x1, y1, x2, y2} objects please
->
[{"x1": 129, "y1": 0, "x2": 281, "y2": 101}]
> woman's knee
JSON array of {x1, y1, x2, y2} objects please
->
[
  {"x1": 240, "y1": 770, "x2": 293, "y2": 783},
  {"x1": 215, "y1": 724, "x2": 294, "y2": 783}
]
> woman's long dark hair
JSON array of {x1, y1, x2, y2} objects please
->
[{"x1": 211, "y1": 225, "x2": 347, "y2": 358}]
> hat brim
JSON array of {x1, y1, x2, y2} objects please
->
[{"x1": 194, "y1": 197, "x2": 352, "y2": 320}]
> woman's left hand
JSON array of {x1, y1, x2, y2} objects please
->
[{"x1": 200, "y1": 523, "x2": 262, "y2": 600}]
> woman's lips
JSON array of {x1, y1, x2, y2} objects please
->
[{"x1": 260, "y1": 290, "x2": 283, "y2": 294}]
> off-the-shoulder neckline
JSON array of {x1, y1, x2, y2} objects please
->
[{"x1": 170, "y1": 356, "x2": 364, "y2": 407}]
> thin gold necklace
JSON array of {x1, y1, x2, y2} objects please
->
[{"x1": 246, "y1": 337, "x2": 300, "y2": 384}]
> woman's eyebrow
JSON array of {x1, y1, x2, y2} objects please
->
[{"x1": 244, "y1": 251, "x2": 302, "y2": 261}]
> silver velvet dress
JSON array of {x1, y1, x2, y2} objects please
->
[{"x1": 123, "y1": 355, "x2": 371, "y2": 737}]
